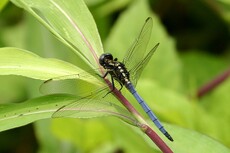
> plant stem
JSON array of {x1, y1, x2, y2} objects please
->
[
  {"x1": 197, "y1": 67, "x2": 230, "y2": 98},
  {"x1": 104, "y1": 79, "x2": 173, "y2": 153},
  {"x1": 143, "y1": 124, "x2": 173, "y2": 153}
]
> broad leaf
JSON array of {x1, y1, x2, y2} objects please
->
[
  {"x1": 169, "y1": 125, "x2": 230, "y2": 153},
  {"x1": 138, "y1": 123, "x2": 230, "y2": 153},
  {"x1": 10, "y1": 0, "x2": 104, "y2": 69},
  {"x1": 0, "y1": 47, "x2": 101, "y2": 85},
  {"x1": 0, "y1": 0, "x2": 8, "y2": 11},
  {"x1": 0, "y1": 94, "x2": 137, "y2": 132}
]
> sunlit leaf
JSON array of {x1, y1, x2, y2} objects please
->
[
  {"x1": 200, "y1": 78, "x2": 230, "y2": 146},
  {"x1": 10, "y1": 0, "x2": 104, "y2": 69},
  {"x1": 0, "y1": 94, "x2": 137, "y2": 132},
  {"x1": 0, "y1": 47, "x2": 101, "y2": 85},
  {"x1": 169, "y1": 125, "x2": 230, "y2": 153},
  {"x1": 138, "y1": 123, "x2": 230, "y2": 153},
  {"x1": 0, "y1": 0, "x2": 9, "y2": 12}
]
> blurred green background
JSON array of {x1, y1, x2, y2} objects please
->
[{"x1": 0, "y1": 0, "x2": 230, "y2": 153}]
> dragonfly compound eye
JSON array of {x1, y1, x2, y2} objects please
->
[{"x1": 99, "y1": 53, "x2": 113, "y2": 65}]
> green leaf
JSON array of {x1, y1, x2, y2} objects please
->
[
  {"x1": 0, "y1": 0, "x2": 8, "y2": 11},
  {"x1": 51, "y1": 117, "x2": 230, "y2": 153},
  {"x1": 181, "y1": 51, "x2": 228, "y2": 93},
  {"x1": 0, "y1": 47, "x2": 101, "y2": 85},
  {"x1": 93, "y1": 0, "x2": 132, "y2": 17},
  {"x1": 216, "y1": 0, "x2": 230, "y2": 23},
  {"x1": 0, "y1": 76, "x2": 26, "y2": 104},
  {"x1": 52, "y1": 118, "x2": 159, "y2": 153},
  {"x1": 200, "y1": 78, "x2": 230, "y2": 146},
  {"x1": 170, "y1": 125, "x2": 230, "y2": 153},
  {"x1": 52, "y1": 119, "x2": 113, "y2": 152},
  {"x1": 0, "y1": 94, "x2": 137, "y2": 132},
  {"x1": 34, "y1": 120, "x2": 61, "y2": 153},
  {"x1": 142, "y1": 124, "x2": 230, "y2": 153},
  {"x1": 10, "y1": 0, "x2": 104, "y2": 68},
  {"x1": 0, "y1": 94, "x2": 74, "y2": 132},
  {"x1": 137, "y1": 78, "x2": 230, "y2": 149}
]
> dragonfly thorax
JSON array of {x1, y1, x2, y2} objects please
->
[{"x1": 99, "y1": 53, "x2": 131, "y2": 85}]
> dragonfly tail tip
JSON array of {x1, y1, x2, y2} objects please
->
[{"x1": 165, "y1": 132, "x2": 174, "y2": 142}]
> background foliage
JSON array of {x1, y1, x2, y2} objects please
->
[{"x1": 0, "y1": 0, "x2": 230, "y2": 153}]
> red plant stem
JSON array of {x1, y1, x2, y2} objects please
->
[
  {"x1": 104, "y1": 79, "x2": 173, "y2": 153},
  {"x1": 144, "y1": 125, "x2": 173, "y2": 153},
  {"x1": 197, "y1": 68, "x2": 230, "y2": 98}
]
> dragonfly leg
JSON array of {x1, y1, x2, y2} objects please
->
[
  {"x1": 118, "y1": 81, "x2": 123, "y2": 91},
  {"x1": 96, "y1": 71, "x2": 109, "y2": 79},
  {"x1": 103, "y1": 75, "x2": 115, "y2": 98},
  {"x1": 109, "y1": 75, "x2": 124, "y2": 92},
  {"x1": 102, "y1": 71, "x2": 109, "y2": 78}
]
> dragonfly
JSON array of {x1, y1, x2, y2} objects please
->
[{"x1": 42, "y1": 17, "x2": 173, "y2": 141}]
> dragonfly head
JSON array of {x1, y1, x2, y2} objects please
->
[{"x1": 99, "y1": 53, "x2": 113, "y2": 66}]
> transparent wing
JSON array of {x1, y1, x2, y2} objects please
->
[
  {"x1": 129, "y1": 43, "x2": 159, "y2": 86},
  {"x1": 52, "y1": 86, "x2": 109, "y2": 117},
  {"x1": 40, "y1": 69, "x2": 128, "y2": 118},
  {"x1": 51, "y1": 80, "x2": 125, "y2": 119},
  {"x1": 123, "y1": 17, "x2": 153, "y2": 75},
  {"x1": 52, "y1": 94, "x2": 138, "y2": 126},
  {"x1": 40, "y1": 68, "x2": 106, "y2": 96}
]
